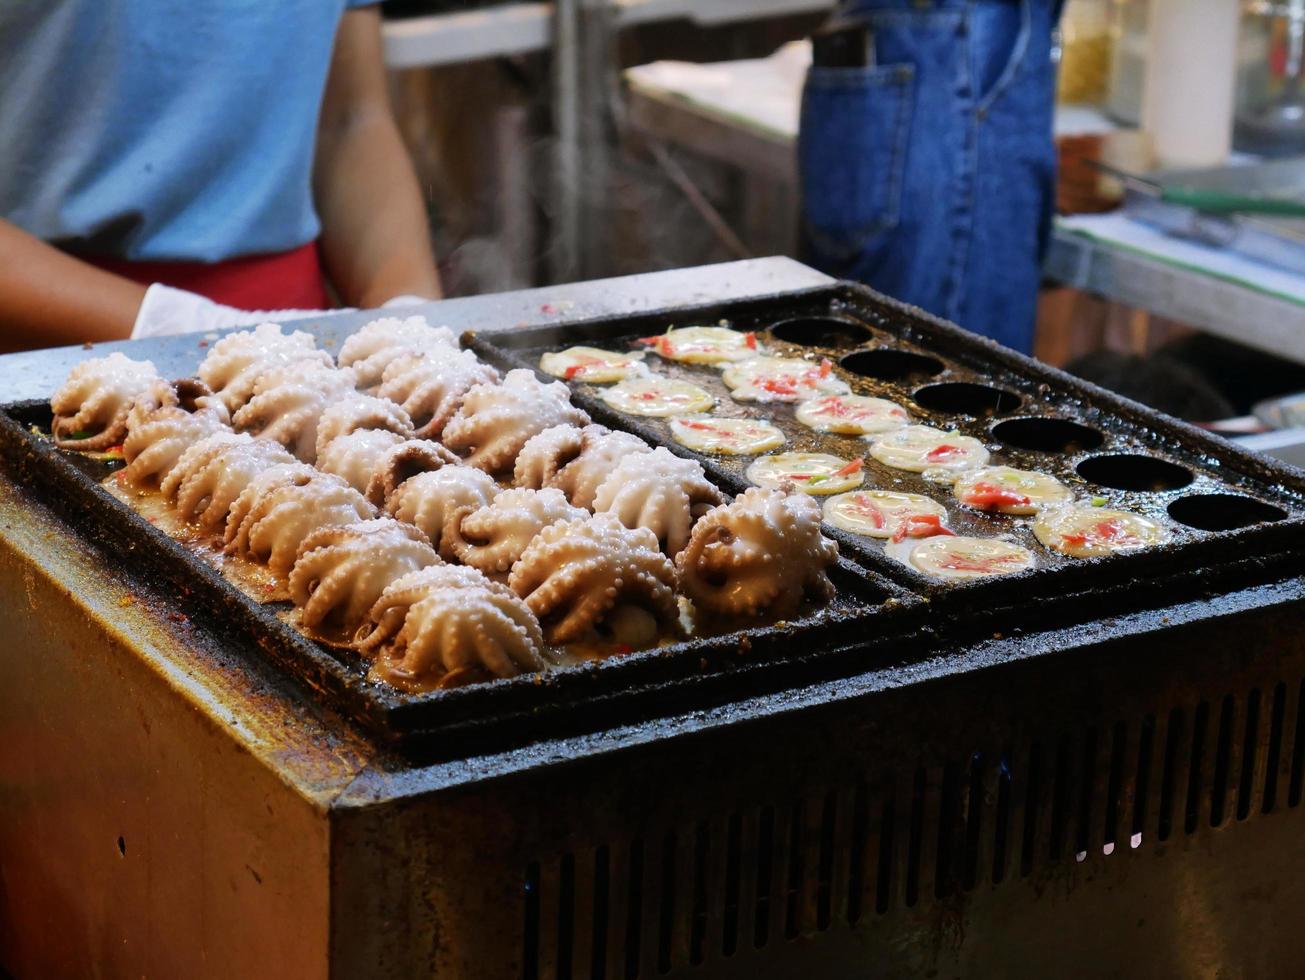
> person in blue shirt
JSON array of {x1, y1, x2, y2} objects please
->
[
  {"x1": 0, "y1": 2, "x2": 443, "y2": 351},
  {"x1": 798, "y1": 0, "x2": 1065, "y2": 355}
]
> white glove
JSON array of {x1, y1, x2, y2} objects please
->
[
  {"x1": 381, "y1": 294, "x2": 434, "y2": 309},
  {"x1": 131, "y1": 283, "x2": 354, "y2": 340}
]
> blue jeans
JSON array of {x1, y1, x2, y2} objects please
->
[{"x1": 798, "y1": 0, "x2": 1063, "y2": 354}]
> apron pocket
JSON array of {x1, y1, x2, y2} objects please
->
[{"x1": 798, "y1": 61, "x2": 915, "y2": 263}]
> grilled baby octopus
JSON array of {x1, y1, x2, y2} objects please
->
[
  {"x1": 197, "y1": 323, "x2": 333, "y2": 413},
  {"x1": 377, "y1": 348, "x2": 499, "y2": 439},
  {"x1": 120, "y1": 380, "x2": 231, "y2": 487},
  {"x1": 316, "y1": 431, "x2": 459, "y2": 504},
  {"x1": 509, "y1": 513, "x2": 679, "y2": 647},
  {"x1": 289, "y1": 518, "x2": 439, "y2": 633},
  {"x1": 442, "y1": 369, "x2": 590, "y2": 475},
  {"x1": 443, "y1": 488, "x2": 586, "y2": 580},
  {"x1": 224, "y1": 467, "x2": 375, "y2": 575},
  {"x1": 384, "y1": 465, "x2": 499, "y2": 557},
  {"x1": 51, "y1": 352, "x2": 162, "y2": 450},
  {"x1": 592, "y1": 446, "x2": 723, "y2": 557},
  {"x1": 513, "y1": 424, "x2": 652, "y2": 510},
  {"x1": 676, "y1": 486, "x2": 838, "y2": 620},
  {"x1": 232, "y1": 362, "x2": 357, "y2": 462},
  {"x1": 336, "y1": 315, "x2": 458, "y2": 389},
  {"x1": 162, "y1": 432, "x2": 297, "y2": 532},
  {"x1": 358, "y1": 564, "x2": 548, "y2": 691}
]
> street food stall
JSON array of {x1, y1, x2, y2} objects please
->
[{"x1": 3, "y1": 259, "x2": 1304, "y2": 977}]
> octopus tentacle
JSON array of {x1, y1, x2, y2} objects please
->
[
  {"x1": 591, "y1": 446, "x2": 723, "y2": 556},
  {"x1": 377, "y1": 349, "x2": 499, "y2": 439},
  {"x1": 384, "y1": 465, "x2": 499, "y2": 557},
  {"x1": 289, "y1": 518, "x2": 438, "y2": 632},
  {"x1": 357, "y1": 564, "x2": 547, "y2": 690},
  {"x1": 51, "y1": 353, "x2": 162, "y2": 450},
  {"x1": 442, "y1": 369, "x2": 590, "y2": 474},
  {"x1": 676, "y1": 486, "x2": 838, "y2": 620},
  {"x1": 443, "y1": 488, "x2": 587, "y2": 580},
  {"x1": 509, "y1": 513, "x2": 679, "y2": 646}
]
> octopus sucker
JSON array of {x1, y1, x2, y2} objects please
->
[
  {"x1": 514, "y1": 424, "x2": 653, "y2": 509},
  {"x1": 676, "y1": 486, "x2": 838, "y2": 620},
  {"x1": 312, "y1": 394, "x2": 415, "y2": 462},
  {"x1": 442, "y1": 369, "x2": 590, "y2": 474},
  {"x1": 197, "y1": 323, "x2": 333, "y2": 413},
  {"x1": 336, "y1": 315, "x2": 459, "y2": 389},
  {"x1": 357, "y1": 564, "x2": 548, "y2": 690},
  {"x1": 163, "y1": 432, "x2": 297, "y2": 532},
  {"x1": 384, "y1": 465, "x2": 499, "y2": 557},
  {"x1": 377, "y1": 349, "x2": 499, "y2": 439},
  {"x1": 443, "y1": 487, "x2": 586, "y2": 580},
  {"x1": 509, "y1": 513, "x2": 680, "y2": 645},
  {"x1": 289, "y1": 518, "x2": 439, "y2": 633},
  {"x1": 225, "y1": 469, "x2": 376, "y2": 576},
  {"x1": 51, "y1": 352, "x2": 163, "y2": 450},
  {"x1": 232, "y1": 363, "x2": 357, "y2": 462},
  {"x1": 591, "y1": 446, "x2": 723, "y2": 557}
]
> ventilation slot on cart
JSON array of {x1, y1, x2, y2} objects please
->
[{"x1": 521, "y1": 678, "x2": 1305, "y2": 978}]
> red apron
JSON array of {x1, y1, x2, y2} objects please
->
[{"x1": 84, "y1": 240, "x2": 331, "y2": 311}]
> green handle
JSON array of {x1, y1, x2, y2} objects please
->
[{"x1": 1161, "y1": 188, "x2": 1305, "y2": 218}]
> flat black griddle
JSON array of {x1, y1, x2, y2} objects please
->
[
  {"x1": 469, "y1": 281, "x2": 1305, "y2": 624},
  {"x1": 0, "y1": 400, "x2": 916, "y2": 758}
]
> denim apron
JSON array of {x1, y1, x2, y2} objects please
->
[{"x1": 798, "y1": 0, "x2": 1064, "y2": 354}]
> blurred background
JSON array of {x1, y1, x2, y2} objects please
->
[{"x1": 378, "y1": 0, "x2": 1305, "y2": 461}]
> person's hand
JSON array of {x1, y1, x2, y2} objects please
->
[{"x1": 131, "y1": 284, "x2": 354, "y2": 339}]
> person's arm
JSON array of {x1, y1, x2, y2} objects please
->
[
  {"x1": 314, "y1": 5, "x2": 442, "y2": 308},
  {"x1": 0, "y1": 218, "x2": 145, "y2": 352}
]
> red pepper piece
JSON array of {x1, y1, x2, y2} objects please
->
[
  {"x1": 937, "y1": 551, "x2": 1022, "y2": 574},
  {"x1": 744, "y1": 331, "x2": 758, "y2": 350},
  {"x1": 832, "y1": 457, "x2": 864, "y2": 478},
  {"x1": 1094, "y1": 519, "x2": 1141, "y2": 546},
  {"x1": 960, "y1": 481, "x2": 1032, "y2": 510},
  {"x1": 847, "y1": 496, "x2": 886, "y2": 528},
  {"x1": 636, "y1": 336, "x2": 671, "y2": 355},
  {"x1": 925, "y1": 443, "x2": 964, "y2": 463},
  {"x1": 891, "y1": 513, "x2": 956, "y2": 543},
  {"x1": 760, "y1": 377, "x2": 798, "y2": 396}
]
